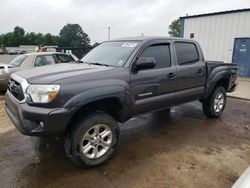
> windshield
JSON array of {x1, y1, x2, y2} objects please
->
[
  {"x1": 9, "y1": 55, "x2": 26, "y2": 66},
  {"x1": 81, "y1": 41, "x2": 139, "y2": 67}
]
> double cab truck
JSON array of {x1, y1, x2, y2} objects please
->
[{"x1": 5, "y1": 37, "x2": 238, "y2": 167}]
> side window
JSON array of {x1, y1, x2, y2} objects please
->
[
  {"x1": 175, "y1": 42, "x2": 199, "y2": 65},
  {"x1": 56, "y1": 54, "x2": 74, "y2": 63},
  {"x1": 140, "y1": 44, "x2": 171, "y2": 68},
  {"x1": 34, "y1": 56, "x2": 43, "y2": 67},
  {"x1": 43, "y1": 55, "x2": 56, "y2": 65}
]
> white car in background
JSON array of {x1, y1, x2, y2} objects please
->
[{"x1": 0, "y1": 52, "x2": 78, "y2": 91}]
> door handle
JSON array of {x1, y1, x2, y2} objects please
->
[
  {"x1": 197, "y1": 69, "x2": 204, "y2": 74},
  {"x1": 167, "y1": 72, "x2": 176, "y2": 79}
]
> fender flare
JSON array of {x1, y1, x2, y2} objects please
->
[
  {"x1": 203, "y1": 71, "x2": 231, "y2": 99},
  {"x1": 64, "y1": 85, "x2": 132, "y2": 120}
]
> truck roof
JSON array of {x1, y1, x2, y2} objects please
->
[{"x1": 108, "y1": 36, "x2": 196, "y2": 43}]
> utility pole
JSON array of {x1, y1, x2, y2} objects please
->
[{"x1": 108, "y1": 27, "x2": 111, "y2": 40}]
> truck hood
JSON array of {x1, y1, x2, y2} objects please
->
[{"x1": 14, "y1": 63, "x2": 115, "y2": 84}]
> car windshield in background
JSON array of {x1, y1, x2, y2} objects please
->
[
  {"x1": 9, "y1": 55, "x2": 26, "y2": 66},
  {"x1": 81, "y1": 41, "x2": 139, "y2": 67}
]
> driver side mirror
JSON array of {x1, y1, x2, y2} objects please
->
[{"x1": 135, "y1": 57, "x2": 156, "y2": 71}]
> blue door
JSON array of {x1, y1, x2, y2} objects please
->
[{"x1": 232, "y1": 38, "x2": 250, "y2": 77}]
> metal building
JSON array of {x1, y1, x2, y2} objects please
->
[{"x1": 180, "y1": 8, "x2": 250, "y2": 77}]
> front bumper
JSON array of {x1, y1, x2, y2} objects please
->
[{"x1": 5, "y1": 90, "x2": 76, "y2": 136}]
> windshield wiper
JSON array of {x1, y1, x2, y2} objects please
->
[
  {"x1": 87, "y1": 62, "x2": 110, "y2": 67},
  {"x1": 77, "y1": 60, "x2": 110, "y2": 67}
]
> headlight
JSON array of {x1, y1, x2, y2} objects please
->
[{"x1": 26, "y1": 84, "x2": 60, "y2": 103}]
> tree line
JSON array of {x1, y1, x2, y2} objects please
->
[
  {"x1": 0, "y1": 24, "x2": 91, "y2": 48},
  {"x1": 0, "y1": 20, "x2": 180, "y2": 48}
]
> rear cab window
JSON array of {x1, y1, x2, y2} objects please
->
[{"x1": 174, "y1": 42, "x2": 199, "y2": 65}]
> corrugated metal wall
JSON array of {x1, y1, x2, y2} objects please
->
[{"x1": 183, "y1": 11, "x2": 250, "y2": 63}]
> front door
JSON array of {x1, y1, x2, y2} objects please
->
[
  {"x1": 131, "y1": 41, "x2": 177, "y2": 115},
  {"x1": 232, "y1": 38, "x2": 250, "y2": 77}
]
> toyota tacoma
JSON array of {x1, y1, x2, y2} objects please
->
[{"x1": 5, "y1": 37, "x2": 238, "y2": 167}]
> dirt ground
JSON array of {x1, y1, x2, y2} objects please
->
[{"x1": 0, "y1": 98, "x2": 249, "y2": 188}]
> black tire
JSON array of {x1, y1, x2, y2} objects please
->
[
  {"x1": 202, "y1": 86, "x2": 227, "y2": 118},
  {"x1": 64, "y1": 111, "x2": 119, "y2": 168}
]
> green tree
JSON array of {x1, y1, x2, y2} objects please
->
[
  {"x1": 35, "y1": 33, "x2": 44, "y2": 45},
  {"x1": 13, "y1": 26, "x2": 25, "y2": 46},
  {"x1": 43, "y1": 33, "x2": 59, "y2": 45},
  {"x1": 59, "y1": 24, "x2": 90, "y2": 47},
  {"x1": 24, "y1": 32, "x2": 45, "y2": 46},
  {"x1": 3, "y1": 32, "x2": 14, "y2": 46},
  {"x1": 24, "y1": 32, "x2": 36, "y2": 45},
  {"x1": 43, "y1": 33, "x2": 53, "y2": 45},
  {"x1": 168, "y1": 19, "x2": 180, "y2": 37},
  {"x1": 0, "y1": 24, "x2": 91, "y2": 47},
  {"x1": 0, "y1": 34, "x2": 3, "y2": 46}
]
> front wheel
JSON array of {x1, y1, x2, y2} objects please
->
[
  {"x1": 65, "y1": 112, "x2": 119, "y2": 168},
  {"x1": 202, "y1": 86, "x2": 227, "y2": 118}
]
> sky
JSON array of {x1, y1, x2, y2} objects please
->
[{"x1": 0, "y1": 0, "x2": 249, "y2": 44}]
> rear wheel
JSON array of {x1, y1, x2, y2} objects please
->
[
  {"x1": 202, "y1": 86, "x2": 226, "y2": 118},
  {"x1": 65, "y1": 112, "x2": 119, "y2": 168}
]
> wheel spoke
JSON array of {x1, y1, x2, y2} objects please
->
[
  {"x1": 93, "y1": 125, "x2": 100, "y2": 135},
  {"x1": 83, "y1": 143, "x2": 92, "y2": 154},
  {"x1": 101, "y1": 130, "x2": 111, "y2": 138},
  {"x1": 83, "y1": 134, "x2": 93, "y2": 141},
  {"x1": 93, "y1": 147, "x2": 99, "y2": 158},
  {"x1": 100, "y1": 140, "x2": 111, "y2": 148},
  {"x1": 218, "y1": 94, "x2": 222, "y2": 99}
]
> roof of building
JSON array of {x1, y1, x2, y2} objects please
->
[{"x1": 180, "y1": 8, "x2": 250, "y2": 19}]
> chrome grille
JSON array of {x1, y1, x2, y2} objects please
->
[{"x1": 8, "y1": 79, "x2": 25, "y2": 101}]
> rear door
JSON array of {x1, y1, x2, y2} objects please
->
[
  {"x1": 232, "y1": 38, "x2": 250, "y2": 77},
  {"x1": 131, "y1": 40, "x2": 177, "y2": 115},
  {"x1": 174, "y1": 41, "x2": 206, "y2": 103}
]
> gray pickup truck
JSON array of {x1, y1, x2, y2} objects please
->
[{"x1": 5, "y1": 37, "x2": 238, "y2": 167}]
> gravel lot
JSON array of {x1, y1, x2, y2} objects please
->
[{"x1": 0, "y1": 98, "x2": 249, "y2": 188}]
